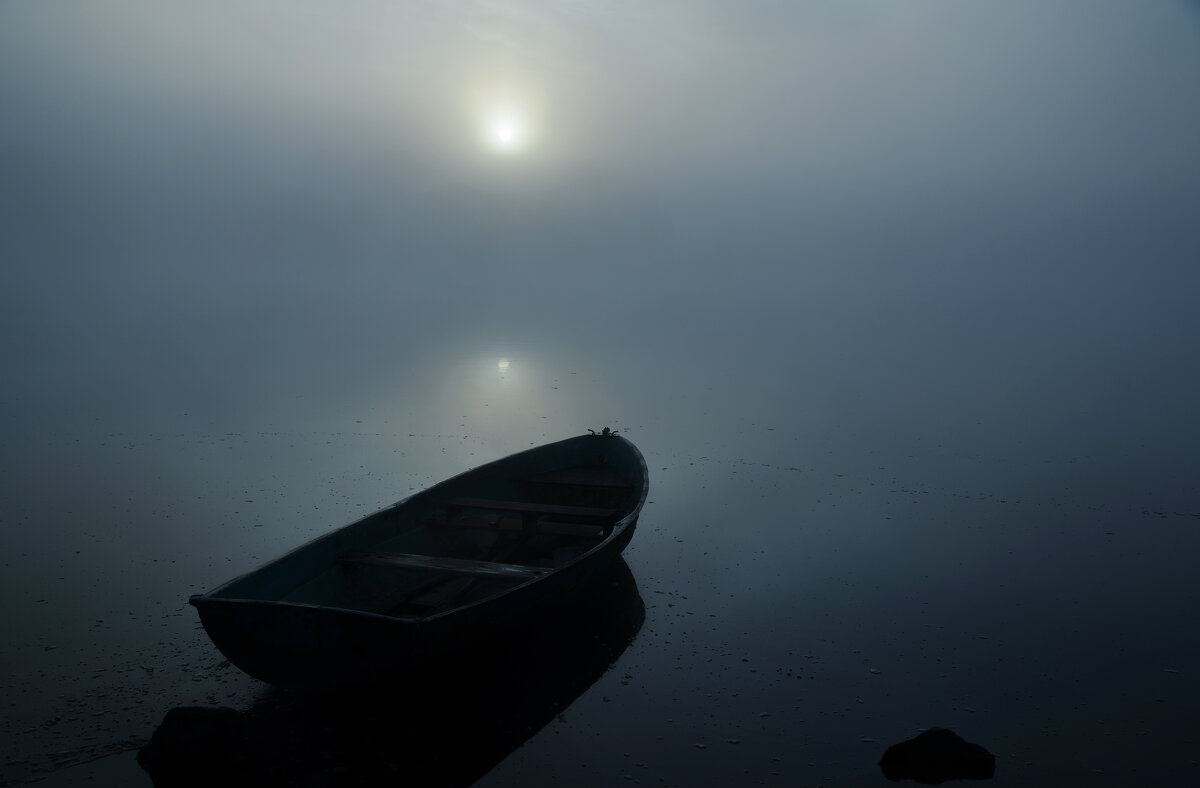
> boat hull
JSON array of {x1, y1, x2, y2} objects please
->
[{"x1": 190, "y1": 434, "x2": 646, "y2": 688}]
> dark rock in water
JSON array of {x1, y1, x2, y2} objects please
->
[
  {"x1": 137, "y1": 706, "x2": 254, "y2": 786},
  {"x1": 878, "y1": 727, "x2": 995, "y2": 784}
]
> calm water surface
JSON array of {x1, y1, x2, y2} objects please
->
[{"x1": 3, "y1": 355, "x2": 1198, "y2": 785}]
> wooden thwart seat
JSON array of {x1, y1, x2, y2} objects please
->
[
  {"x1": 341, "y1": 551, "x2": 551, "y2": 580},
  {"x1": 436, "y1": 514, "x2": 606, "y2": 538},
  {"x1": 519, "y1": 466, "x2": 633, "y2": 489},
  {"x1": 445, "y1": 497, "x2": 615, "y2": 523},
  {"x1": 529, "y1": 520, "x2": 606, "y2": 537}
]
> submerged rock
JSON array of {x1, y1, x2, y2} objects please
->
[
  {"x1": 137, "y1": 706, "x2": 252, "y2": 786},
  {"x1": 878, "y1": 727, "x2": 995, "y2": 784}
]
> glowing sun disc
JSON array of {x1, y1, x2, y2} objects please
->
[{"x1": 484, "y1": 112, "x2": 526, "y2": 152}]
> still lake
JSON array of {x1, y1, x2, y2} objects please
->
[{"x1": 2, "y1": 343, "x2": 1198, "y2": 786}]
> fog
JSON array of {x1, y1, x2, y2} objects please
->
[{"x1": 2, "y1": 1, "x2": 1199, "y2": 784}]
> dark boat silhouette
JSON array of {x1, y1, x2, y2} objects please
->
[{"x1": 190, "y1": 432, "x2": 648, "y2": 688}]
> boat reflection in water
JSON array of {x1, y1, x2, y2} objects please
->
[{"x1": 139, "y1": 557, "x2": 644, "y2": 787}]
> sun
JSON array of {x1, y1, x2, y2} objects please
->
[
  {"x1": 482, "y1": 110, "x2": 529, "y2": 154},
  {"x1": 492, "y1": 120, "x2": 517, "y2": 145}
]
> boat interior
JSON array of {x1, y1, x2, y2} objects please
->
[{"x1": 277, "y1": 463, "x2": 635, "y2": 619}]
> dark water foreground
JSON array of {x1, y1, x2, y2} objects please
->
[
  {"x1": 137, "y1": 558, "x2": 644, "y2": 788},
  {"x1": 4, "y1": 429, "x2": 1199, "y2": 787}
]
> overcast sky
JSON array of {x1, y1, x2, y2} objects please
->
[{"x1": 2, "y1": 2, "x2": 1199, "y2": 465}]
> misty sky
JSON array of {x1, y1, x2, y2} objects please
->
[{"x1": 3, "y1": 1, "x2": 1199, "y2": 467}]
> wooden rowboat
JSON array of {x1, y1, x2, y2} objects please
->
[{"x1": 190, "y1": 432, "x2": 648, "y2": 688}]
